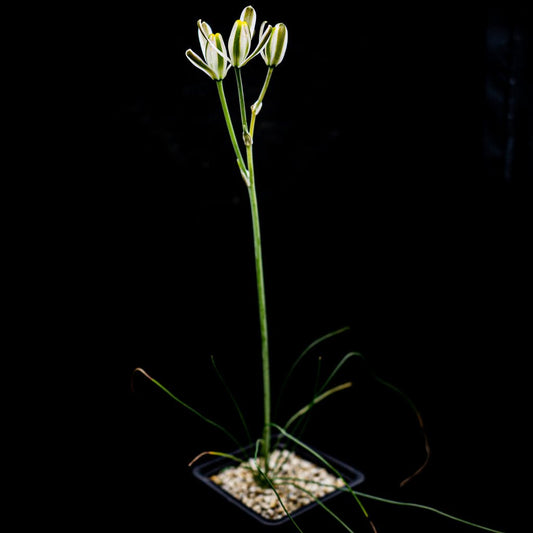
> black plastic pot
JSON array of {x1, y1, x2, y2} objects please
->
[{"x1": 192, "y1": 438, "x2": 365, "y2": 526}]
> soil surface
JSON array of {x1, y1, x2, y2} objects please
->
[{"x1": 210, "y1": 449, "x2": 345, "y2": 521}]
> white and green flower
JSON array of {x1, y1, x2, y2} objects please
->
[
  {"x1": 260, "y1": 22, "x2": 288, "y2": 67},
  {"x1": 185, "y1": 20, "x2": 230, "y2": 80},
  {"x1": 228, "y1": 6, "x2": 272, "y2": 68},
  {"x1": 185, "y1": 6, "x2": 284, "y2": 78}
]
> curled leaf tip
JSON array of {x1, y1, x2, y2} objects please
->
[
  {"x1": 131, "y1": 367, "x2": 153, "y2": 392},
  {"x1": 188, "y1": 450, "x2": 244, "y2": 468},
  {"x1": 188, "y1": 451, "x2": 213, "y2": 467},
  {"x1": 133, "y1": 367, "x2": 152, "y2": 380}
]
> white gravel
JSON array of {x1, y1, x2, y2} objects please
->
[{"x1": 210, "y1": 448, "x2": 344, "y2": 521}]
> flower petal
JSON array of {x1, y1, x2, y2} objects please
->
[
  {"x1": 264, "y1": 23, "x2": 288, "y2": 67},
  {"x1": 240, "y1": 6, "x2": 257, "y2": 38},
  {"x1": 197, "y1": 20, "x2": 213, "y2": 60},
  {"x1": 197, "y1": 19, "x2": 229, "y2": 62},
  {"x1": 259, "y1": 21, "x2": 269, "y2": 61},
  {"x1": 228, "y1": 19, "x2": 251, "y2": 67},
  {"x1": 206, "y1": 33, "x2": 229, "y2": 80},
  {"x1": 241, "y1": 23, "x2": 272, "y2": 67},
  {"x1": 185, "y1": 49, "x2": 216, "y2": 79}
]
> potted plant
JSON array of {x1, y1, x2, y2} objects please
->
[{"x1": 132, "y1": 6, "x2": 505, "y2": 532}]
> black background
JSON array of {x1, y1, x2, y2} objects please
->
[{"x1": 79, "y1": 3, "x2": 530, "y2": 532}]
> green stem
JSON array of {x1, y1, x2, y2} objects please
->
[
  {"x1": 234, "y1": 66, "x2": 271, "y2": 472},
  {"x1": 218, "y1": 70, "x2": 271, "y2": 473},
  {"x1": 246, "y1": 142, "x2": 271, "y2": 473},
  {"x1": 234, "y1": 68, "x2": 251, "y2": 144},
  {"x1": 216, "y1": 80, "x2": 248, "y2": 183},
  {"x1": 250, "y1": 66, "x2": 274, "y2": 138}
]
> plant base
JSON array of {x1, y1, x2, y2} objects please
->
[{"x1": 192, "y1": 439, "x2": 365, "y2": 526}]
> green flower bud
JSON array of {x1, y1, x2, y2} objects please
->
[
  {"x1": 229, "y1": 19, "x2": 251, "y2": 68},
  {"x1": 261, "y1": 23, "x2": 288, "y2": 67}
]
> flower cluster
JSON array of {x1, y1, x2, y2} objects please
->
[{"x1": 186, "y1": 5, "x2": 288, "y2": 80}]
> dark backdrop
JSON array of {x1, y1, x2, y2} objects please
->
[{"x1": 87, "y1": 4, "x2": 529, "y2": 532}]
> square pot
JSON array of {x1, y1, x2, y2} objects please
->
[{"x1": 192, "y1": 438, "x2": 365, "y2": 526}]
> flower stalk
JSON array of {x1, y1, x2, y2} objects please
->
[
  {"x1": 215, "y1": 81, "x2": 249, "y2": 185},
  {"x1": 245, "y1": 141, "x2": 271, "y2": 470},
  {"x1": 186, "y1": 4, "x2": 288, "y2": 474},
  {"x1": 250, "y1": 66, "x2": 274, "y2": 137},
  {"x1": 135, "y1": 9, "x2": 507, "y2": 531}
]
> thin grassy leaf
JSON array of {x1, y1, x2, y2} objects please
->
[
  {"x1": 132, "y1": 368, "x2": 243, "y2": 452},
  {"x1": 283, "y1": 352, "x2": 356, "y2": 441},
  {"x1": 273, "y1": 475, "x2": 505, "y2": 533},
  {"x1": 353, "y1": 491, "x2": 505, "y2": 533},
  {"x1": 188, "y1": 450, "x2": 244, "y2": 467},
  {"x1": 288, "y1": 482, "x2": 355, "y2": 532},
  {"x1": 319, "y1": 351, "x2": 358, "y2": 393},
  {"x1": 276, "y1": 326, "x2": 351, "y2": 414},
  {"x1": 352, "y1": 354, "x2": 431, "y2": 486},
  {"x1": 284, "y1": 382, "x2": 353, "y2": 430},
  {"x1": 282, "y1": 354, "x2": 323, "y2": 443},
  {"x1": 210, "y1": 355, "x2": 252, "y2": 445},
  {"x1": 272, "y1": 379, "x2": 352, "y2": 475},
  {"x1": 284, "y1": 351, "x2": 357, "y2": 448},
  {"x1": 251, "y1": 440, "x2": 304, "y2": 533},
  {"x1": 285, "y1": 326, "x2": 351, "y2": 384},
  {"x1": 373, "y1": 374, "x2": 430, "y2": 487},
  {"x1": 272, "y1": 358, "x2": 322, "y2": 467},
  {"x1": 272, "y1": 424, "x2": 375, "y2": 530}
]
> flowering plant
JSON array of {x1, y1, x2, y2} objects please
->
[
  {"x1": 184, "y1": 6, "x2": 289, "y2": 471},
  {"x1": 133, "y1": 6, "x2": 504, "y2": 532}
]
